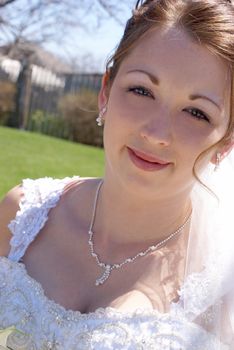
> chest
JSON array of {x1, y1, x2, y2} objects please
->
[
  {"x1": 19, "y1": 192, "x2": 187, "y2": 315},
  {"x1": 22, "y1": 227, "x2": 185, "y2": 315}
]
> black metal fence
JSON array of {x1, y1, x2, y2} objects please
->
[{"x1": 0, "y1": 63, "x2": 103, "y2": 140}]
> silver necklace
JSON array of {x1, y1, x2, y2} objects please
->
[{"x1": 88, "y1": 180, "x2": 192, "y2": 286}]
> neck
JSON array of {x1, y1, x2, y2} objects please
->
[{"x1": 92, "y1": 177, "x2": 192, "y2": 247}]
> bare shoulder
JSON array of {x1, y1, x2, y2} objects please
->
[
  {"x1": 63, "y1": 177, "x2": 100, "y2": 196},
  {"x1": 0, "y1": 185, "x2": 23, "y2": 257}
]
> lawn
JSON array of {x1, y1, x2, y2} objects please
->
[{"x1": 0, "y1": 126, "x2": 105, "y2": 198}]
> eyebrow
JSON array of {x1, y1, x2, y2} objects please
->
[
  {"x1": 127, "y1": 69, "x2": 160, "y2": 85},
  {"x1": 126, "y1": 69, "x2": 222, "y2": 111},
  {"x1": 189, "y1": 94, "x2": 221, "y2": 111}
]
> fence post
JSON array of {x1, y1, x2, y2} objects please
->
[{"x1": 16, "y1": 57, "x2": 32, "y2": 129}]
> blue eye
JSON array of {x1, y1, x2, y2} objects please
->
[
  {"x1": 128, "y1": 86, "x2": 153, "y2": 98},
  {"x1": 186, "y1": 108, "x2": 210, "y2": 123}
]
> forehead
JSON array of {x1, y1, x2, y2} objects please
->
[{"x1": 116, "y1": 27, "x2": 231, "y2": 107}]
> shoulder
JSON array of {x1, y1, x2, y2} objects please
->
[
  {"x1": 0, "y1": 185, "x2": 23, "y2": 256},
  {"x1": 0, "y1": 176, "x2": 90, "y2": 257}
]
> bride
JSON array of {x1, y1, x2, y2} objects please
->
[{"x1": 0, "y1": 0, "x2": 233, "y2": 349}]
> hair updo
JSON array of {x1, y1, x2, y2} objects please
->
[{"x1": 105, "y1": 0, "x2": 234, "y2": 150}]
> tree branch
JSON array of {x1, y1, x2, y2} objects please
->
[{"x1": 0, "y1": 0, "x2": 17, "y2": 8}]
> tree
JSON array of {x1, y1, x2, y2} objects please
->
[
  {"x1": 0, "y1": 0, "x2": 135, "y2": 129},
  {"x1": 0, "y1": 0, "x2": 134, "y2": 127},
  {"x1": 0, "y1": 0, "x2": 132, "y2": 50}
]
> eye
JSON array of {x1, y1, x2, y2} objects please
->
[
  {"x1": 185, "y1": 108, "x2": 210, "y2": 123},
  {"x1": 127, "y1": 86, "x2": 154, "y2": 98}
]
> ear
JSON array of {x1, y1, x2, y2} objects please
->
[
  {"x1": 210, "y1": 139, "x2": 234, "y2": 164},
  {"x1": 98, "y1": 73, "x2": 110, "y2": 111}
]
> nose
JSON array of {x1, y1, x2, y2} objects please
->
[{"x1": 140, "y1": 112, "x2": 172, "y2": 147}]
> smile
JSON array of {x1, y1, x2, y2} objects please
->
[{"x1": 127, "y1": 147, "x2": 171, "y2": 172}]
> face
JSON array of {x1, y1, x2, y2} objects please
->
[{"x1": 99, "y1": 27, "x2": 231, "y2": 199}]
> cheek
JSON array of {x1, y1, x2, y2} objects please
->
[
  {"x1": 174, "y1": 116, "x2": 218, "y2": 151},
  {"x1": 109, "y1": 87, "x2": 153, "y2": 124},
  {"x1": 172, "y1": 120, "x2": 222, "y2": 170}
]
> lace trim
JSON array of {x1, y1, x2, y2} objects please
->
[
  {"x1": 0, "y1": 257, "x2": 228, "y2": 349},
  {"x1": 7, "y1": 177, "x2": 79, "y2": 262},
  {"x1": 0, "y1": 256, "x2": 172, "y2": 321},
  {"x1": 0, "y1": 253, "x2": 223, "y2": 327}
]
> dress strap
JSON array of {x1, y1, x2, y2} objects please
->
[{"x1": 7, "y1": 176, "x2": 78, "y2": 262}]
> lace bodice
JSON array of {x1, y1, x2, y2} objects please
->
[{"x1": 0, "y1": 177, "x2": 232, "y2": 349}]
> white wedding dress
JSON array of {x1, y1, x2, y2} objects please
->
[{"x1": 0, "y1": 160, "x2": 234, "y2": 349}]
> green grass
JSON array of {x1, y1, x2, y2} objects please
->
[{"x1": 0, "y1": 126, "x2": 105, "y2": 197}]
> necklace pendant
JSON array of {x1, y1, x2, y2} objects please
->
[{"x1": 95, "y1": 264, "x2": 111, "y2": 286}]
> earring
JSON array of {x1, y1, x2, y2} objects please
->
[
  {"x1": 214, "y1": 152, "x2": 222, "y2": 172},
  {"x1": 96, "y1": 106, "x2": 107, "y2": 127}
]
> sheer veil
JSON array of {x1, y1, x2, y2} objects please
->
[{"x1": 177, "y1": 150, "x2": 234, "y2": 347}]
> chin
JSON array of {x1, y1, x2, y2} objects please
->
[{"x1": 117, "y1": 170, "x2": 172, "y2": 199}]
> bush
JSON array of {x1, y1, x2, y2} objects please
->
[
  {"x1": 58, "y1": 89, "x2": 103, "y2": 147},
  {"x1": 0, "y1": 81, "x2": 16, "y2": 125},
  {"x1": 28, "y1": 110, "x2": 69, "y2": 139}
]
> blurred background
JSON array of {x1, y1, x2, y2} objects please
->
[{"x1": 0, "y1": 0, "x2": 135, "y2": 196}]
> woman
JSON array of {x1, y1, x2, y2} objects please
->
[{"x1": 0, "y1": 0, "x2": 233, "y2": 348}]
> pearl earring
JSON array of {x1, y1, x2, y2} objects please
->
[
  {"x1": 214, "y1": 152, "x2": 221, "y2": 172},
  {"x1": 96, "y1": 106, "x2": 107, "y2": 127}
]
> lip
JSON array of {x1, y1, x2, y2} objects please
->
[{"x1": 127, "y1": 147, "x2": 171, "y2": 172}]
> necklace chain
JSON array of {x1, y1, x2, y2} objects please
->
[{"x1": 88, "y1": 179, "x2": 192, "y2": 286}]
